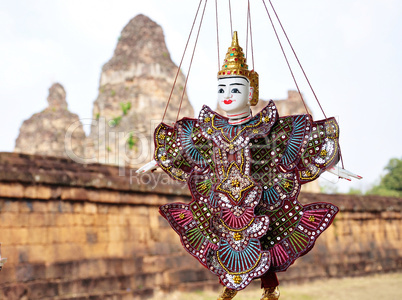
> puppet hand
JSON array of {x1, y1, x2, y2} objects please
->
[
  {"x1": 0, "y1": 258, "x2": 6, "y2": 270},
  {"x1": 327, "y1": 165, "x2": 362, "y2": 181},
  {"x1": 136, "y1": 160, "x2": 158, "y2": 173}
]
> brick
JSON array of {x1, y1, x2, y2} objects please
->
[
  {"x1": 109, "y1": 226, "x2": 122, "y2": 242},
  {"x1": 27, "y1": 227, "x2": 48, "y2": 245},
  {"x1": 29, "y1": 281, "x2": 58, "y2": 298},
  {"x1": 24, "y1": 185, "x2": 52, "y2": 200},
  {"x1": 83, "y1": 214, "x2": 95, "y2": 226},
  {"x1": 58, "y1": 201, "x2": 73, "y2": 213},
  {"x1": 73, "y1": 213, "x2": 84, "y2": 226},
  {"x1": 84, "y1": 202, "x2": 97, "y2": 214},
  {"x1": 47, "y1": 201, "x2": 61, "y2": 213},
  {"x1": 0, "y1": 212, "x2": 18, "y2": 227},
  {"x1": 16, "y1": 245, "x2": 29, "y2": 263},
  {"x1": 85, "y1": 242, "x2": 108, "y2": 259},
  {"x1": 32, "y1": 201, "x2": 48, "y2": 212},
  {"x1": 19, "y1": 200, "x2": 34, "y2": 213},
  {"x1": 107, "y1": 242, "x2": 124, "y2": 257},
  {"x1": 97, "y1": 204, "x2": 110, "y2": 214},
  {"x1": 0, "y1": 183, "x2": 24, "y2": 199},
  {"x1": 7, "y1": 228, "x2": 29, "y2": 245},
  {"x1": 0, "y1": 263, "x2": 17, "y2": 284},
  {"x1": 50, "y1": 243, "x2": 84, "y2": 262},
  {"x1": 0, "y1": 244, "x2": 18, "y2": 267},
  {"x1": 29, "y1": 213, "x2": 47, "y2": 227},
  {"x1": 15, "y1": 213, "x2": 30, "y2": 227},
  {"x1": 122, "y1": 205, "x2": 133, "y2": 215},
  {"x1": 96, "y1": 227, "x2": 109, "y2": 243},
  {"x1": 107, "y1": 214, "x2": 120, "y2": 226},
  {"x1": 55, "y1": 213, "x2": 74, "y2": 227},
  {"x1": 73, "y1": 202, "x2": 85, "y2": 213},
  {"x1": 28, "y1": 245, "x2": 47, "y2": 263},
  {"x1": 2, "y1": 200, "x2": 19, "y2": 212},
  {"x1": 93, "y1": 214, "x2": 108, "y2": 226},
  {"x1": 70, "y1": 226, "x2": 86, "y2": 243}
]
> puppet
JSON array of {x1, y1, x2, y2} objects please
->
[{"x1": 138, "y1": 32, "x2": 360, "y2": 300}]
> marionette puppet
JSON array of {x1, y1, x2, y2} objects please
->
[{"x1": 137, "y1": 32, "x2": 361, "y2": 300}]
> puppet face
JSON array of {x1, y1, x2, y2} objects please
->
[{"x1": 217, "y1": 76, "x2": 253, "y2": 114}]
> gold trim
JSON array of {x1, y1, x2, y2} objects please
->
[
  {"x1": 221, "y1": 217, "x2": 255, "y2": 232},
  {"x1": 211, "y1": 114, "x2": 264, "y2": 143}
]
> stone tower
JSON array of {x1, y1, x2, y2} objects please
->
[
  {"x1": 85, "y1": 14, "x2": 194, "y2": 168},
  {"x1": 14, "y1": 83, "x2": 86, "y2": 158}
]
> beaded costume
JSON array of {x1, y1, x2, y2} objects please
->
[
  {"x1": 155, "y1": 102, "x2": 339, "y2": 290},
  {"x1": 153, "y1": 32, "x2": 340, "y2": 291}
]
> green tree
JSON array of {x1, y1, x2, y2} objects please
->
[{"x1": 368, "y1": 157, "x2": 402, "y2": 197}]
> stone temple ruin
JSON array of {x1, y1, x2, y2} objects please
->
[{"x1": 14, "y1": 83, "x2": 85, "y2": 158}]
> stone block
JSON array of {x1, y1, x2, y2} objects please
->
[
  {"x1": 83, "y1": 214, "x2": 96, "y2": 226},
  {"x1": 49, "y1": 243, "x2": 84, "y2": 262},
  {"x1": 32, "y1": 201, "x2": 48, "y2": 212},
  {"x1": 97, "y1": 204, "x2": 110, "y2": 214},
  {"x1": 107, "y1": 214, "x2": 120, "y2": 226},
  {"x1": 0, "y1": 282, "x2": 29, "y2": 300},
  {"x1": 27, "y1": 227, "x2": 48, "y2": 245},
  {"x1": 55, "y1": 213, "x2": 74, "y2": 227},
  {"x1": 0, "y1": 212, "x2": 18, "y2": 227},
  {"x1": 29, "y1": 281, "x2": 59, "y2": 299},
  {"x1": 73, "y1": 202, "x2": 85, "y2": 213},
  {"x1": 93, "y1": 214, "x2": 108, "y2": 226},
  {"x1": 57, "y1": 279, "x2": 80, "y2": 296},
  {"x1": 46, "y1": 261, "x2": 79, "y2": 280},
  {"x1": 121, "y1": 205, "x2": 133, "y2": 215},
  {"x1": 1, "y1": 244, "x2": 18, "y2": 267},
  {"x1": 7, "y1": 228, "x2": 29, "y2": 245},
  {"x1": 28, "y1": 213, "x2": 47, "y2": 227},
  {"x1": 0, "y1": 263, "x2": 17, "y2": 284},
  {"x1": 24, "y1": 185, "x2": 52, "y2": 200},
  {"x1": 95, "y1": 227, "x2": 109, "y2": 243},
  {"x1": 0, "y1": 183, "x2": 24, "y2": 199},
  {"x1": 85, "y1": 242, "x2": 108, "y2": 259},
  {"x1": 84, "y1": 202, "x2": 97, "y2": 214},
  {"x1": 107, "y1": 242, "x2": 124, "y2": 257}
]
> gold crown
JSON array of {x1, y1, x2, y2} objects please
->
[{"x1": 217, "y1": 31, "x2": 259, "y2": 105}]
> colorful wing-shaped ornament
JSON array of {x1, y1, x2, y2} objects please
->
[
  {"x1": 297, "y1": 117, "x2": 340, "y2": 183},
  {"x1": 154, "y1": 118, "x2": 214, "y2": 181}
]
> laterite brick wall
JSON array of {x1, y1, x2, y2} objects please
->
[{"x1": 0, "y1": 153, "x2": 401, "y2": 299}]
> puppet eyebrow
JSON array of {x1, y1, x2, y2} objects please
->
[
  {"x1": 218, "y1": 84, "x2": 226, "y2": 87},
  {"x1": 229, "y1": 83, "x2": 245, "y2": 86}
]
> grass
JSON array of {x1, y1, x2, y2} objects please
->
[{"x1": 154, "y1": 273, "x2": 402, "y2": 300}]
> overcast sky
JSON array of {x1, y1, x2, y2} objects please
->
[{"x1": 0, "y1": 0, "x2": 401, "y2": 193}]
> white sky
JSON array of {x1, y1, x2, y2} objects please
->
[{"x1": 0, "y1": 0, "x2": 401, "y2": 193}]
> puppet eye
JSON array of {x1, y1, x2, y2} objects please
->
[
  {"x1": 218, "y1": 88, "x2": 225, "y2": 93},
  {"x1": 231, "y1": 88, "x2": 240, "y2": 94}
]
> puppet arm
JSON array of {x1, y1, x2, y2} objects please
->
[
  {"x1": 326, "y1": 165, "x2": 362, "y2": 181},
  {"x1": 136, "y1": 160, "x2": 158, "y2": 174}
]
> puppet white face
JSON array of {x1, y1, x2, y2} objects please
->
[{"x1": 217, "y1": 77, "x2": 253, "y2": 114}]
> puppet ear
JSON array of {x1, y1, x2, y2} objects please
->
[{"x1": 249, "y1": 86, "x2": 254, "y2": 102}]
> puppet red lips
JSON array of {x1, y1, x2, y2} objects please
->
[{"x1": 223, "y1": 100, "x2": 233, "y2": 104}]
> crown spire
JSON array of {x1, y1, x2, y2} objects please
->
[{"x1": 231, "y1": 31, "x2": 239, "y2": 47}]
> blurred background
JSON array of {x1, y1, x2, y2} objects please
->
[{"x1": 0, "y1": 1, "x2": 401, "y2": 299}]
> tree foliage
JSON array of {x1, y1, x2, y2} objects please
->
[{"x1": 368, "y1": 157, "x2": 402, "y2": 198}]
